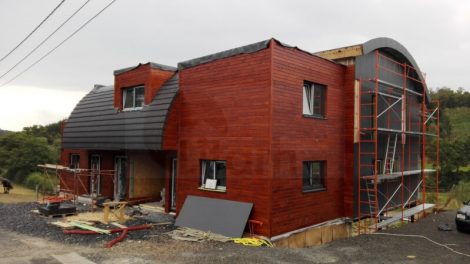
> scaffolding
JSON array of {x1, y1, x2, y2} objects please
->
[
  {"x1": 357, "y1": 50, "x2": 440, "y2": 233},
  {"x1": 38, "y1": 164, "x2": 115, "y2": 205}
]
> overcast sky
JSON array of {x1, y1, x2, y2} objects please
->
[{"x1": 0, "y1": 0, "x2": 469, "y2": 131}]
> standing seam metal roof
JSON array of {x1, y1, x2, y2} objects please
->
[{"x1": 62, "y1": 74, "x2": 179, "y2": 150}]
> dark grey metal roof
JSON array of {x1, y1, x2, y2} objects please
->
[
  {"x1": 62, "y1": 74, "x2": 179, "y2": 150},
  {"x1": 114, "y1": 62, "x2": 177, "y2": 76},
  {"x1": 362, "y1": 37, "x2": 431, "y2": 103},
  {"x1": 178, "y1": 39, "x2": 270, "y2": 69},
  {"x1": 178, "y1": 38, "x2": 338, "y2": 70}
]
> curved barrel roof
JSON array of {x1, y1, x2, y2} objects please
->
[{"x1": 62, "y1": 74, "x2": 179, "y2": 150}]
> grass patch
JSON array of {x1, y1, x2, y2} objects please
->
[
  {"x1": 0, "y1": 184, "x2": 37, "y2": 204},
  {"x1": 460, "y1": 164, "x2": 470, "y2": 172},
  {"x1": 426, "y1": 192, "x2": 449, "y2": 207}
]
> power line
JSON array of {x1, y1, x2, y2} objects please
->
[
  {"x1": 0, "y1": 0, "x2": 118, "y2": 88},
  {"x1": 0, "y1": 0, "x2": 92, "y2": 80},
  {"x1": 0, "y1": 0, "x2": 66, "y2": 64}
]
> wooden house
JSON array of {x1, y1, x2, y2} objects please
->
[{"x1": 61, "y1": 38, "x2": 439, "y2": 239}]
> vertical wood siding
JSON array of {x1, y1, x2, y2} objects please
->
[
  {"x1": 177, "y1": 48, "x2": 273, "y2": 236},
  {"x1": 270, "y1": 42, "x2": 346, "y2": 236}
]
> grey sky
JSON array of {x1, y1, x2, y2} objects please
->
[{"x1": 0, "y1": 0, "x2": 469, "y2": 130}]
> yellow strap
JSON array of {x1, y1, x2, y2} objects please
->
[{"x1": 230, "y1": 238, "x2": 273, "y2": 247}]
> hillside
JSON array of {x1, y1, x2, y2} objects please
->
[
  {"x1": 444, "y1": 107, "x2": 470, "y2": 140},
  {"x1": 0, "y1": 129, "x2": 11, "y2": 135}
]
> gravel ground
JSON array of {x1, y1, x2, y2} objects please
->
[
  {"x1": 1, "y1": 203, "x2": 469, "y2": 263},
  {"x1": 0, "y1": 203, "x2": 176, "y2": 247}
]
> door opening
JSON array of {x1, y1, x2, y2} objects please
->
[
  {"x1": 170, "y1": 158, "x2": 177, "y2": 211},
  {"x1": 115, "y1": 156, "x2": 128, "y2": 201},
  {"x1": 90, "y1": 155, "x2": 101, "y2": 195}
]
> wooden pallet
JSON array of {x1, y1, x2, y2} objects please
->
[{"x1": 45, "y1": 212, "x2": 77, "y2": 218}]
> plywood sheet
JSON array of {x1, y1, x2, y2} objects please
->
[{"x1": 175, "y1": 195, "x2": 253, "y2": 238}]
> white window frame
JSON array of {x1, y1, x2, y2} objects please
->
[
  {"x1": 303, "y1": 82, "x2": 326, "y2": 117},
  {"x1": 200, "y1": 160, "x2": 226, "y2": 191},
  {"x1": 122, "y1": 85, "x2": 144, "y2": 110}
]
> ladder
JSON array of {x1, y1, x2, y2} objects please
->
[
  {"x1": 365, "y1": 179, "x2": 378, "y2": 217},
  {"x1": 383, "y1": 134, "x2": 398, "y2": 174},
  {"x1": 357, "y1": 79, "x2": 380, "y2": 232}
]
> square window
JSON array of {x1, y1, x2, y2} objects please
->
[
  {"x1": 303, "y1": 82, "x2": 326, "y2": 117},
  {"x1": 122, "y1": 86, "x2": 145, "y2": 110},
  {"x1": 302, "y1": 161, "x2": 325, "y2": 192},
  {"x1": 201, "y1": 160, "x2": 226, "y2": 190}
]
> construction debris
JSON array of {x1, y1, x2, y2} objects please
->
[
  {"x1": 103, "y1": 201, "x2": 127, "y2": 224},
  {"x1": 438, "y1": 223, "x2": 452, "y2": 231},
  {"x1": 64, "y1": 224, "x2": 152, "y2": 248},
  {"x1": 64, "y1": 224, "x2": 152, "y2": 235},
  {"x1": 37, "y1": 201, "x2": 76, "y2": 217},
  {"x1": 168, "y1": 227, "x2": 230, "y2": 243},
  {"x1": 111, "y1": 222, "x2": 127, "y2": 229},
  {"x1": 106, "y1": 229, "x2": 128, "y2": 248},
  {"x1": 138, "y1": 202, "x2": 165, "y2": 213},
  {"x1": 66, "y1": 210, "x2": 131, "y2": 224},
  {"x1": 69, "y1": 221, "x2": 110, "y2": 234}
]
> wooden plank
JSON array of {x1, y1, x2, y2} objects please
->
[
  {"x1": 354, "y1": 80, "x2": 360, "y2": 143},
  {"x1": 69, "y1": 221, "x2": 110, "y2": 234},
  {"x1": 315, "y1": 45, "x2": 363, "y2": 60},
  {"x1": 321, "y1": 226, "x2": 333, "y2": 244},
  {"x1": 305, "y1": 227, "x2": 323, "y2": 246},
  {"x1": 111, "y1": 222, "x2": 127, "y2": 229},
  {"x1": 287, "y1": 232, "x2": 306, "y2": 248}
]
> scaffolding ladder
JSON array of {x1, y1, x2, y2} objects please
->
[
  {"x1": 357, "y1": 78, "x2": 380, "y2": 231},
  {"x1": 383, "y1": 134, "x2": 398, "y2": 174}
]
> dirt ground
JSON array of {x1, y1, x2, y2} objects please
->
[{"x1": 0, "y1": 205, "x2": 469, "y2": 264}]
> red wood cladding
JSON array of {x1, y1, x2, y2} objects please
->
[
  {"x1": 162, "y1": 96, "x2": 180, "y2": 151},
  {"x1": 114, "y1": 64, "x2": 175, "y2": 109},
  {"x1": 270, "y1": 41, "x2": 346, "y2": 236},
  {"x1": 343, "y1": 65, "x2": 356, "y2": 217},
  {"x1": 175, "y1": 41, "x2": 352, "y2": 237},
  {"x1": 177, "y1": 48, "x2": 273, "y2": 236},
  {"x1": 60, "y1": 149, "x2": 89, "y2": 195}
]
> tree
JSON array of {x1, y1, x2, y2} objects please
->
[{"x1": 0, "y1": 132, "x2": 58, "y2": 183}]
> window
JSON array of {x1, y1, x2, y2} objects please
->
[
  {"x1": 303, "y1": 82, "x2": 326, "y2": 117},
  {"x1": 302, "y1": 161, "x2": 325, "y2": 192},
  {"x1": 200, "y1": 160, "x2": 226, "y2": 190},
  {"x1": 123, "y1": 86, "x2": 144, "y2": 110},
  {"x1": 70, "y1": 154, "x2": 80, "y2": 169}
]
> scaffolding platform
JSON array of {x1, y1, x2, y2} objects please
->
[
  {"x1": 372, "y1": 203, "x2": 435, "y2": 229},
  {"x1": 362, "y1": 169, "x2": 436, "y2": 182}
]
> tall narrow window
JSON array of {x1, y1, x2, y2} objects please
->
[
  {"x1": 302, "y1": 161, "x2": 326, "y2": 192},
  {"x1": 123, "y1": 86, "x2": 144, "y2": 110},
  {"x1": 303, "y1": 82, "x2": 326, "y2": 117},
  {"x1": 70, "y1": 154, "x2": 80, "y2": 169},
  {"x1": 201, "y1": 160, "x2": 226, "y2": 190}
]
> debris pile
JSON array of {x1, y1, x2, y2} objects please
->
[{"x1": 168, "y1": 227, "x2": 231, "y2": 242}]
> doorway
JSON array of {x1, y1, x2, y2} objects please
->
[
  {"x1": 90, "y1": 155, "x2": 101, "y2": 195},
  {"x1": 115, "y1": 156, "x2": 127, "y2": 201},
  {"x1": 170, "y1": 158, "x2": 177, "y2": 211}
]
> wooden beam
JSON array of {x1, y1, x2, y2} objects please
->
[{"x1": 315, "y1": 45, "x2": 363, "y2": 60}]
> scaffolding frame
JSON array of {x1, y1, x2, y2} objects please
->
[
  {"x1": 357, "y1": 50, "x2": 440, "y2": 233},
  {"x1": 38, "y1": 164, "x2": 115, "y2": 205}
]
